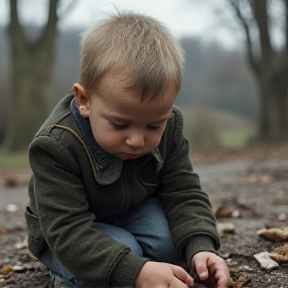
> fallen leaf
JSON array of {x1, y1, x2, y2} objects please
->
[
  {"x1": 269, "y1": 244, "x2": 288, "y2": 262},
  {"x1": 257, "y1": 227, "x2": 288, "y2": 241},
  {"x1": 218, "y1": 223, "x2": 235, "y2": 236},
  {"x1": 260, "y1": 175, "x2": 273, "y2": 184},
  {"x1": 246, "y1": 174, "x2": 273, "y2": 184},
  {"x1": 3, "y1": 176, "x2": 19, "y2": 187},
  {"x1": 228, "y1": 280, "x2": 245, "y2": 288},
  {"x1": 0, "y1": 226, "x2": 7, "y2": 237},
  {"x1": 0, "y1": 265, "x2": 13, "y2": 276},
  {"x1": 247, "y1": 175, "x2": 258, "y2": 183},
  {"x1": 215, "y1": 207, "x2": 240, "y2": 218}
]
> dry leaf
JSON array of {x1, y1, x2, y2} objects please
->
[
  {"x1": 218, "y1": 223, "x2": 235, "y2": 236},
  {"x1": 260, "y1": 175, "x2": 273, "y2": 184},
  {"x1": 0, "y1": 265, "x2": 13, "y2": 276},
  {"x1": 257, "y1": 227, "x2": 288, "y2": 241},
  {"x1": 246, "y1": 174, "x2": 273, "y2": 184},
  {"x1": 269, "y1": 244, "x2": 288, "y2": 262},
  {"x1": 0, "y1": 226, "x2": 7, "y2": 237},
  {"x1": 247, "y1": 175, "x2": 258, "y2": 183},
  {"x1": 215, "y1": 207, "x2": 240, "y2": 218}
]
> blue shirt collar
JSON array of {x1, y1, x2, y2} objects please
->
[
  {"x1": 70, "y1": 98, "x2": 123, "y2": 185},
  {"x1": 70, "y1": 97, "x2": 164, "y2": 183}
]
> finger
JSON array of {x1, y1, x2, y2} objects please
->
[
  {"x1": 170, "y1": 265, "x2": 194, "y2": 286},
  {"x1": 214, "y1": 267, "x2": 231, "y2": 288},
  {"x1": 184, "y1": 272, "x2": 194, "y2": 287},
  {"x1": 208, "y1": 259, "x2": 230, "y2": 288},
  {"x1": 169, "y1": 277, "x2": 193, "y2": 288},
  {"x1": 194, "y1": 261, "x2": 209, "y2": 280}
]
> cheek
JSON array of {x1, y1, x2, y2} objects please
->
[
  {"x1": 147, "y1": 132, "x2": 163, "y2": 148},
  {"x1": 93, "y1": 128, "x2": 124, "y2": 149}
]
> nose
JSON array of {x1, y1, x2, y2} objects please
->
[{"x1": 126, "y1": 132, "x2": 145, "y2": 148}]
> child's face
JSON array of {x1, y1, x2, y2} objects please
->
[{"x1": 73, "y1": 75, "x2": 176, "y2": 160}]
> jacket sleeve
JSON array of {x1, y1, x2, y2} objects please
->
[
  {"x1": 157, "y1": 107, "x2": 220, "y2": 261},
  {"x1": 28, "y1": 135, "x2": 148, "y2": 287}
]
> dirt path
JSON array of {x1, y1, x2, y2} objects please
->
[{"x1": 0, "y1": 144, "x2": 288, "y2": 287}]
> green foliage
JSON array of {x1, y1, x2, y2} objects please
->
[
  {"x1": 0, "y1": 152, "x2": 29, "y2": 170},
  {"x1": 180, "y1": 106, "x2": 256, "y2": 149}
]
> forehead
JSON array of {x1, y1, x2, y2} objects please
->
[
  {"x1": 95, "y1": 70, "x2": 177, "y2": 102},
  {"x1": 92, "y1": 74, "x2": 176, "y2": 120}
]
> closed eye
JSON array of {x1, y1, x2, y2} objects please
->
[
  {"x1": 147, "y1": 125, "x2": 160, "y2": 131},
  {"x1": 110, "y1": 122, "x2": 128, "y2": 129}
]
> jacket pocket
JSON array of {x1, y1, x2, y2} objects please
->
[{"x1": 25, "y1": 206, "x2": 45, "y2": 256}]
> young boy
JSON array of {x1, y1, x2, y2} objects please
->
[{"x1": 26, "y1": 11, "x2": 230, "y2": 288}]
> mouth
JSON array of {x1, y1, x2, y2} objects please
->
[{"x1": 120, "y1": 153, "x2": 143, "y2": 160}]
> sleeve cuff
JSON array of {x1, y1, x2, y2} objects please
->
[
  {"x1": 185, "y1": 235, "x2": 217, "y2": 266},
  {"x1": 109, "y1": 252, "x2": 149, "y2": 287}
]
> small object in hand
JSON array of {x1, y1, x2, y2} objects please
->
[
  {"x1": 189, "y1": 270, "x2": 207, "y2": 288},
  {"x1": 191, "y1": 283, "x2": 207, "y2": 288}
]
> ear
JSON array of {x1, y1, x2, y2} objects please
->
[{"x1": 73, "y1": 83, "x2": 90, "y2": 118}]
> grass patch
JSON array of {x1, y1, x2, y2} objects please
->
[
  {"x1": 0, "y1": 152, "x2": 29, "y2": 170},
  {"x1": 219, "y1": 129, "x2": 255, "y2": 148},
  {"x1": 180, "y1": 106, "x2": 257, "y2": 149}
]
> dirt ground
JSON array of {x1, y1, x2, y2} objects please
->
[{"x1": 0, "y1": 142, "x2": 288, "y2": 288}]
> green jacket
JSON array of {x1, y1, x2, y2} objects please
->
[{"x1": 26, "y1": 91, "x2": 219, "y2": 287}]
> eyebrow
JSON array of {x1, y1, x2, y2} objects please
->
[{"x1": 109, "y1": 115, "x2": 171, "y2": 124}]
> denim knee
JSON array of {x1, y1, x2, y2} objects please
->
[
  {"x1": 95, "y1": 222, "x2": 143, "y2": 257},
  {"x1": 122, "y1": 197, "x2": 181, "y2": 263}
]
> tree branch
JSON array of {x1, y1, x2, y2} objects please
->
[
  {"x1": 284, "y1": 0, "x2": 288, "y2": 53},
  {"x1": 228, "y1": 0, "x2": 260, "y2": 75},
  {"x1": 38, "y1": 0, "x2": 60, "y2": 49},
  {"x1": 252, "y1": 0, "x2": 273, "y2": 63},
  {"x1": 8, "y1": 0, "x2": 25, "y2": 45}
]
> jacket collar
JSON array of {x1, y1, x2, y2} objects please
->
[{"x1": 70, "y1": 98, "x2": 163, "y2": 185}]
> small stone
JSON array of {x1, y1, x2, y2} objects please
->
[
  {"x1": 6, "y1": 204, "x2": 19, "y2": 213},
  {"x1": 0, "y1": 279, "x2": 6, "y2": 288},
  {"x1": 278, "y1": 213, "x2": 286, "y2": 221},
  {"x1": 12, "y1": 265, "x2": 25, "y2": 273},
  {"x1": 16, "y1": 238, "x2": 28, "y2": 250},
  {"x1": 253, "y1": 251, "x2": 279, "y2": 270},
  {"x1": 231, "y1": 210, "x2": 240, "y2": 218}
]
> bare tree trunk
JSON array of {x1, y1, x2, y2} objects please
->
[
  {"x1": 230, "y1": 0, "x2": 288, "y2": 141},
  {"x1": 3, "y1": 0, "x2": 59, "y2": 151},
  {"x1": 258, "y1": 70, "x2": 288, "y2": 140}
]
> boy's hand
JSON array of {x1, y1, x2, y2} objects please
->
[
  {"x1": 191, "y1": 251, "x2": 230, "y2": 288},
  {"x1": 136, "y1": 261, "x2": 194, "y2": 288}
]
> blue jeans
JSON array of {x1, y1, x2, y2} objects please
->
[{"x1": 37, "y1": 197, "x2": 181, "y2": 287}]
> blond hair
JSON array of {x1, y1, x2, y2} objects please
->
[{"x1": 79, "y1": 10, "x2": 184, "y2": 101}]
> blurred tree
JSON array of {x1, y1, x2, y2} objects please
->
[
  {"x1": 3, "y1": 0, "x2": 76, "y2": 151},
  {"x1": 229, "y1": 0, "x2": 288, "y2": 140}
]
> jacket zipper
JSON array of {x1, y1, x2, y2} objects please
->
[{"x1": 124, "y1": 161, "x2": 135, "y2": 213}]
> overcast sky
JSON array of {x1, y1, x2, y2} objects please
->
[{"x1": 0, "y1": 0, "x2": 237, "y2": 48}]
